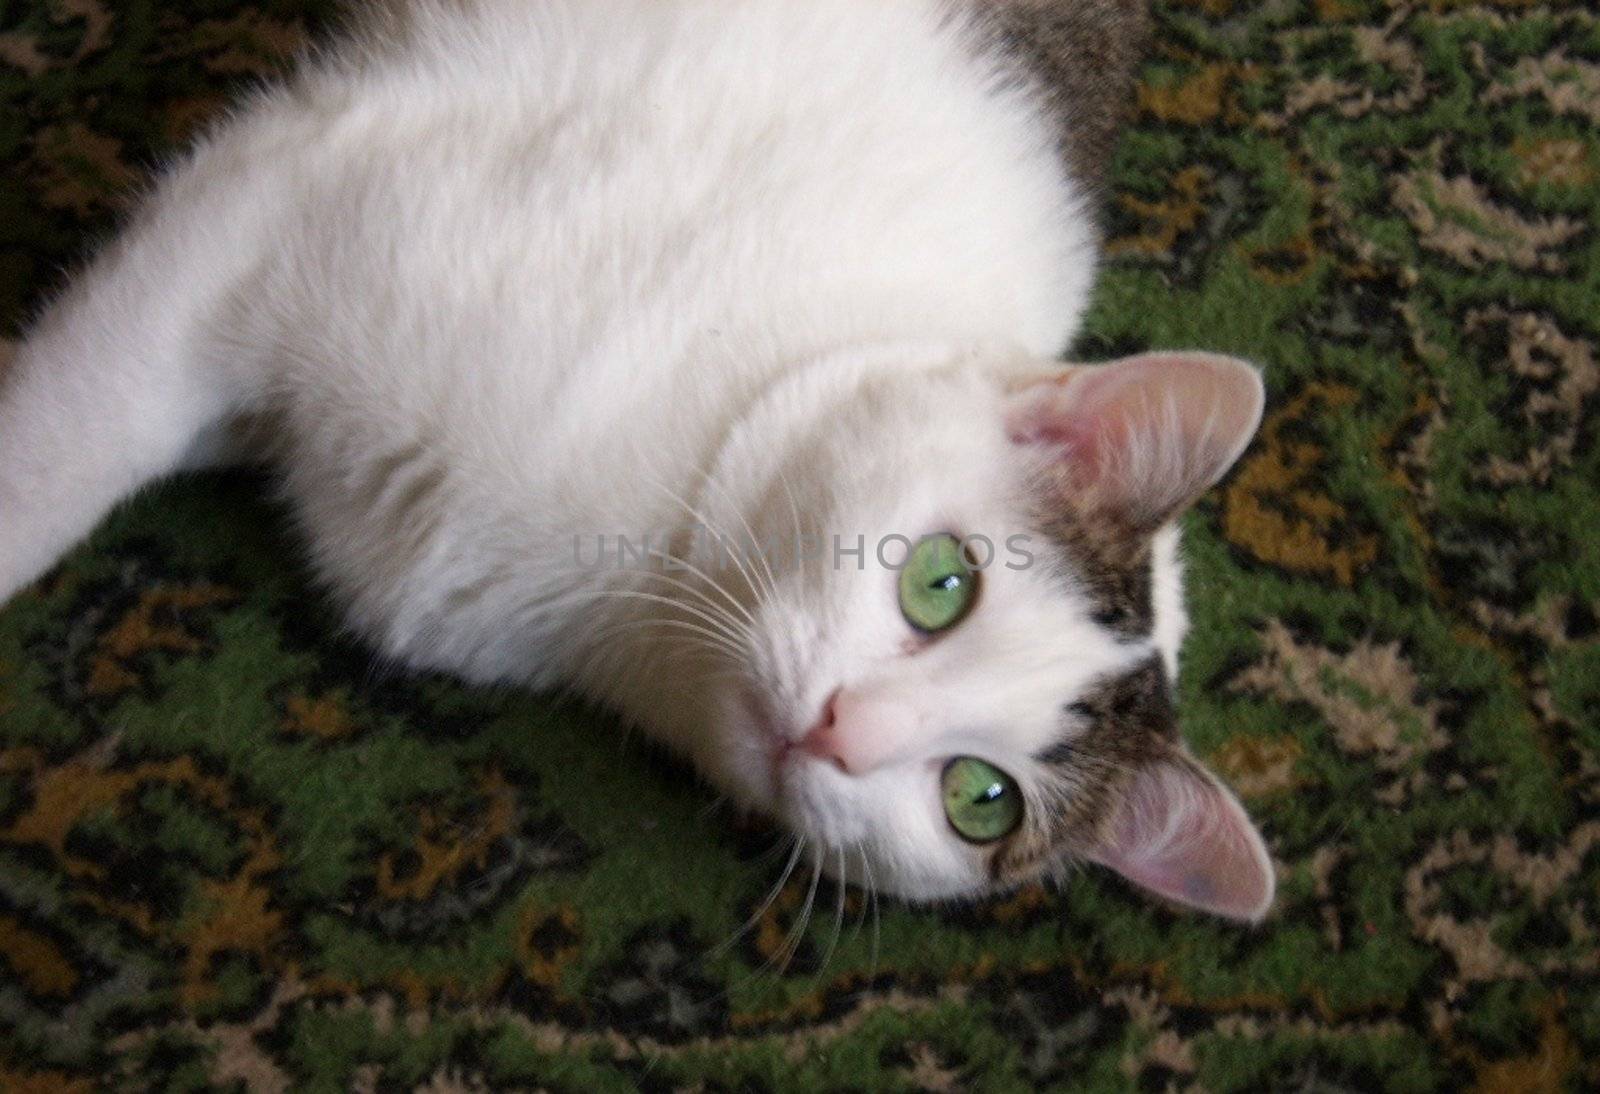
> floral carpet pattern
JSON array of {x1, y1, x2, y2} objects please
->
[{"x1": 1, "y1": 1, "x2": 1598, "y2": 1090}]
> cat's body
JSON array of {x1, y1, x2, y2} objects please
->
[{"x1": 0, "y1": 0, "x2": 1277, "y2": 917}]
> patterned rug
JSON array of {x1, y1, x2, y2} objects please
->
[{"x1": 2, "y1": 1, "x2": 1598, "y2": 1090}]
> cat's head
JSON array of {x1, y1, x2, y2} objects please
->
[{"x1": 697, "y1": 350, "x2": 1272, "y2": 920}]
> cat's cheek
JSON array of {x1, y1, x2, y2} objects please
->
[
  {"x1": 695, "y1": 686, "x2": 783, "y2": 815},
  {"x1": 773, "y1": 760, "x2": 869, "y2": 849},
  {"x1": 774, "y1": 765, "x2": 990, "y2": 901}
]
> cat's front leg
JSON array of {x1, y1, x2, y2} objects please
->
[{"x1": 0, "y1": 148, "x2": 287, "y2": 605}]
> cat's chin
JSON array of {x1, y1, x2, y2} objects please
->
[
  {"x1": 706, "y1": 684, "x2": 997, "y2": 902},
  {"x1": 727, "y1": 692, "x2": 838, "y2": 810}
]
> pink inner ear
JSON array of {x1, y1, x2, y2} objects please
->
[
  {"x1": 1088, "y1": 756, "x2": 1275, "y2": 922},
  {"x1": 1007, "y1": 373, "x2": 1116, "y2": 470},
  {"x1": 1006, "y1": 352, "x2": 1265, "y2": 527}
]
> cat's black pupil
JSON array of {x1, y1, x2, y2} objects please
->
[
  {"x1": 930, "y1": 574, "x2": 961, "y2": 593},
  {"x1": 974, "y1": 782, "x2": 1004, "y2": 806}
]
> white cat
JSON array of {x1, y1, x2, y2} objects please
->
[{"x1": 0, "y1": 0, "x2": 1274, "y2": 919}]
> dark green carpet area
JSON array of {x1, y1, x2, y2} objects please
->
[{"x1": 2, "y1": 1, "x2": 1599, "y2": 1090}]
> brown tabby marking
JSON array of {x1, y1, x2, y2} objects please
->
[
  {"x1": 1038, "y1": 505, "x2": 1156, "y2": 637},
  {"x1": 990, "y1": 656, "x2": 1175, "y2": 881},
  {"x1": 974, "y1": 0, "x2": 1152, "y2": 203},
  {"x1": 1027, "y1": 463, "x2": 1159, "y2": 636}
]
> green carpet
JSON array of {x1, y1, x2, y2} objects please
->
[{"x1": 2, "y1": 1, "x2": 1598, "y2": 1090}]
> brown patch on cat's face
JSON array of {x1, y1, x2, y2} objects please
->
[
  {"x1": 970, "y1": 457, "x2": 1177, "y2": 884},
  {"x1": 989, "y1": 656, "x2": 1175, "y2": 883},
  {"x1": 1029, "y1": 470, "x2": 1157, "y2": 638}
]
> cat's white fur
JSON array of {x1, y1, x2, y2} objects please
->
[{"x1": 0, "y1": 0, "x2": 1273, "y2": 914}]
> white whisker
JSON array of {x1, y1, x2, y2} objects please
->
[
  {"x1": 860, "y1": 843, "x2": 881, "y2": 981},
  {"x1": 774, "y1": 851, "x2": 824, "y2": 974},
  {"x1": 698, "y1": 472, "x2": 780, "y2": 602},
  {"x1": 774, "y1": 463, "x2": 805, "y2": 578},
  {"x1": 709, "y1": 836, "x2": 804, "y2": 960},
  {"x1": 646, "y1": 474, "x2": 771, "y2": 612},
  {"x1": 814, "y1": 843, "x2": 848, "y2": 979},
  {"x1": 640, "y1": 547, "x2": 758, "y2": 628},
  {"x1": 576, "y1": 587, "x2": 752, "y2": 651}
]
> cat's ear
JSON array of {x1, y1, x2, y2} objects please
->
[
  {"x1": 1006, "y1": 352, "x2": 1265, "y2": 530},
  {"x1": 1087, "y1": 749, "x2": 1274, "y2": 922}
]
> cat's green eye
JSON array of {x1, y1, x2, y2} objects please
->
[
  {"x1": 941, "y1": 758, "x2": 1023, "y2": 843},
  {"x1": 898, "y1": 534, "x2": 978, "y2": 633}
]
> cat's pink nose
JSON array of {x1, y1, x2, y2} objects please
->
[
  {"x1": 797, "y1": 688, "x2": 917, "y2": 775},
  {"x1": 796, "y1": 689, "x2": 844, "y2": 770}
]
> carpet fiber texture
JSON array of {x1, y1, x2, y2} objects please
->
[{"x1": 2, "y1": 1, "x2": 1599, "y2": 1090}]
